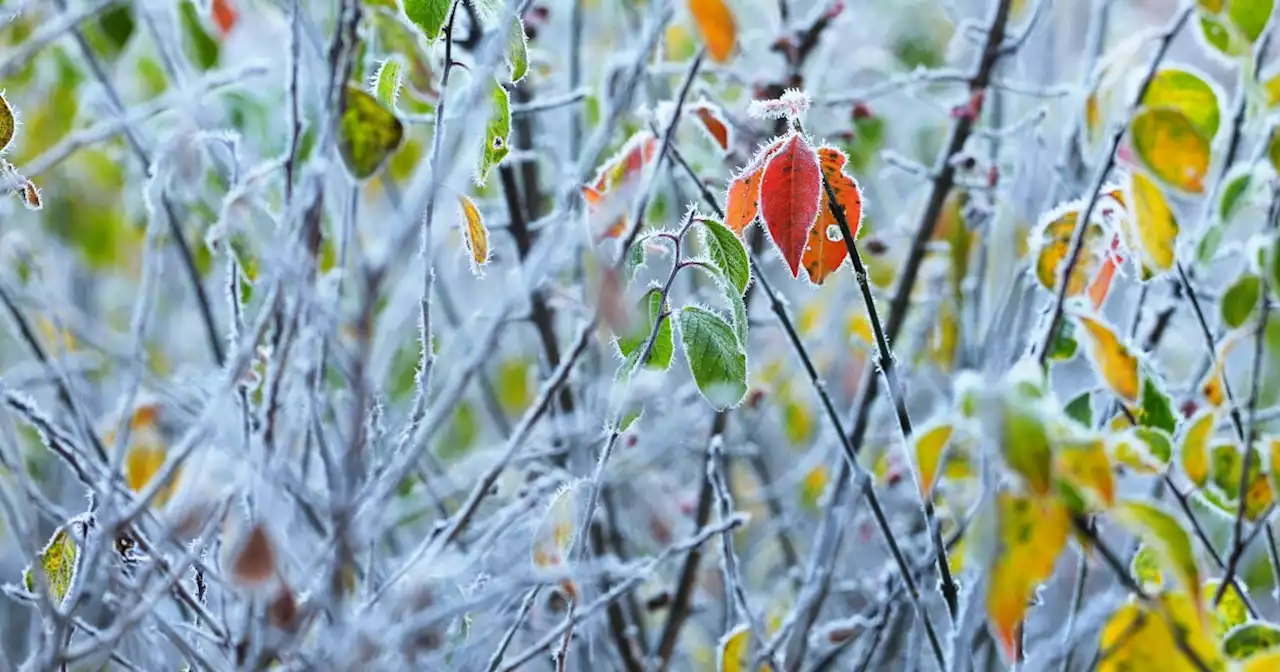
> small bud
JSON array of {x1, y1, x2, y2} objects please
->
[{"x1": 1180, "y1": 399, "x2": 1198, "y2": 419}]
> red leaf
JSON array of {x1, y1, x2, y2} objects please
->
[
  {"x1": 691, "y1": 102, "x2": 731, "y2": 153},
  {"x1": 212, "y1": 0, "x2": 238, "y2": 37},
  {"x1": 760, "y1": 134, "x2": 822, "y2": 277},
  {"x1": 585, "y1": 132, "x2": 659, "y2": 241}
]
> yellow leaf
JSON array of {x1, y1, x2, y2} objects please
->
[
  {"x1": 688, "y1": 0, "x2": 736, "y2": 64},
  {"x1": 1054, "y1": 436, "x2": 1116, "y2": 508},
  {"x1": 799, "y1": 464, "x2": 827, "y2": 512},
  {"x1": 1130, "y1": 108, "x2": 1210, "y2": 194},
  {"x1": 1245, "y1": 651, "x2": 1280, "y2": 671},
  {"x1": 1201, "y1": 333, "x2": 1243, "y2": 406},
  {"x1": 1098, "y1": 592, "x2": 1220, "y2": 672},
  {"x1": 1204, "y1": 579, "x2": 1247, "y2": 638},
  {"x1": 1125, "y1": 171, "x2": 1179, "y2": 277},
  {"x1": 912, "y1": 421, "x2": 954, "y2": 499},
  {"x1": 1268, "y1": 436, "x2": 1280, "y2": 501},
  {"x1": 458, "y1": 194, "x2": 489, "y2": 274},
  {"x1": 1266, "y1": 70, "x2": 1280, "y2": 107},
  {"x1": 717, "y1": 622, "x2": 750, "y2": 672},
  {"x1": 1076, "y1": 314, "x2": 1141, "y2": 404},
  {"x1": 1108, "y1": 431, "x2": 1163, "y2": 474},
  {"x1": 1141, "y1": 68, "x2": 1221, "y2": 139},
  {"x1": 1114, "y1": 501, "x2": 1202, "y2": 614},
  {"x1": 987, "y1": 493, "x2": 1069, "y2": 661},
  {"x1": 1179, "y1": 409, "x2": 1214, "y2": 489},
  {"x1": 1031, "y1": 203, "x2": 1106, "y2": 297},
  {"x1": 22, "y1": 527, "x2": 78, "y2": 606}
]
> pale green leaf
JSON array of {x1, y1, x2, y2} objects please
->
[{"x1": 679, "y1": 306, "x2": 748, "y2": 410}]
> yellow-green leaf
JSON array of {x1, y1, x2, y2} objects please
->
[
  {"x1": 458, "y1": 194, "x2": 490, "y2": 274},
  {"x1": 1076, "y1": 314, "x2": 1141, "y2": 404},
  {"x1": 0, "y1": 92, "x2": 13, "y2": 154},
  {"x1": 22, "y1": 527, "x2": 78, "y2": 606},
  {"x1": 1142, "y1": 68, "x2": 1221, "y2": 140},
  {"x1": 1125, "y1": 171, "x2": 1179, "y2": 278},
  {"x1": 911, "y1": 421, "x2": 954, "y2": 499},
  {"x1": 999, "y1": 399, "x2": 1054, "y2": 496},
  {"x1": 1179, "y1": 408, "x2": 1214, "y2": 488},
  {"x1": 1244, "y1": 651, "x2": 1280, "y2": 671},
  {"x1": 404, "y1": 0, "x2": 449, "y2": 41},
  {"x1": 1131, "y1": 107, "x2": 1210, "y2": 194},
  {"x1": 1098, "y1": 592, "x2": 1220, "y2": 672},
  {"x1": 799, "y1": 464, "x2": 827, "y2": 513},
  {"x1": 1222, "y1": 273, "x2": 1262, "y2": 329},
  {"x1": 987, "y1": 492, "x2": 1069, "y2": 661},
  {"x1": 718, "y1": 622, "x2": 750, "y2": 672},
  {"x1": 1054, "y1": 436, "x2": 1116, "y2": 508},
  {"x1": 477, "y1": 78, "x2": 511, "y2": 186},
  {"x1": 1114, "y1": 501, "x2": 1202, "y2": 612},
  {"x1": 1031, "y1": 202, "x2": 1107, "y2": 296},
  {"x1": 505, "y1": 15, "x2": 529, "y2": 84},
  {"x1": 1132, "y1": 544, "x2": 1165, "y2": 590},
  {"x1": 338, "y1": 85, "x2": 404, "y2": 181},
  {"x1": 1206, "y1": 578, "x2": 1249, "y2": 638},
  {"x1": 371, "y1": 57, "x2": 403, "y2": 109},
  {"x1": 689, "y1": 0, "x2": 737, "y2": 64}
]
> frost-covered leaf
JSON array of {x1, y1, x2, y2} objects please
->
[
  {"x1": 505, "y1": 15, "x2": 528, "y2": 83},
  {"x1": 911, "y1": 420, "x2": 954, "y2": 499},
  {"x1": 1125, "y1": 171, "x2": 1179, "y2": 278},
  {"x1": 801, "y1": 147, "x2": 862, "y2": 285},
  {"x1": 371, "y1": 57, "x2": 403, "y2": 109},
  {"x1": 999, "y1": 398, "x2": 1053, "y2": 496},
  {"x1": 1132, "y1": 544, "x2": 1164, "y2": 590},
  {"x1": 986, "y1": 492, "x2": 1069, "y2": 661},
  {"x1": 1115, "y1": 501, "x2": 1201, "y2": 609},
  {"x1": 701, "y1": 218, "x2": 750, "y2": 294},
  {"x1": 1221, "y1": 272, "x2": 1262, "y2": 329},
  {"x1": 1137, "y1": 374, "x2": 1178, "y2": 435},
  {"x1": 1130, "y1": 108, "x2": 1210, "y2": 194},
  {"x1": 337, "y1": 85, "x2": 404, "y2": 181},
  {"x1": 1031, "y1": 201, "x2": 1110, "y2": 297},
  {"x1": 1179, "y1": 408, "x2": 1214, "y2": 488},
  {"x1": 1065, "y1": 391, "x2": 1093, "y2": 427},
  {"x1": 404, "y1": 0, "x2": 450, "y2": 41},
  {"x1": 1206, "y1": 578, "x2": 1249, "y2": 637},
  {"x1": 1055, "y1": 437, "x2": 1116, "y2": 508},
  {"x1": 616, "y1": 291, "x2": 674, "y2": 372},
  {"x1": 691, "y1": 101, "x2": 731, "y2": 153},
  {"x1": 1097, "y1": 592, "x2": 1220, "y2": 672},
  {"x1": 1223, "y1": 622, "x2": 1280, "y2": 659},
  {"x1": 717, "y1": 622, "x2": 750, "y2": 672},
  {"x1": 760, "y1": 134, "x2": 822, "y2": 277},
  {"x1": 477, "y1": 78, "x2": 511, "y2": 185},
  {"x1": 679, "y1": 306, "x2": 747, "y2": 410},
  {"x1": 0, "y1": 92, "x2": 13, "y2": 154},
  {"x1": 532, "y1": 482, "x2": 579, "y2": 569},
  {"x1": 689, "y1": 0, "x2": 737, "y2": 64},
  {"x1": 1141, "y1": 68, "x2": 1221, "y2": 139},
  {"x1": 1076, "y1": 314, "x2": 1141, "y2": 404},
  {"x1": 458, "y1": 194, "x2": 490, "y2": 274},
  {"x1": 22, "y1": 527, "x2": 78, "y2": 606}
]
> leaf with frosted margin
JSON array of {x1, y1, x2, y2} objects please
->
[
  {"x1": 1132, "y1": 544, "x2": 1164, "y2": 590},
  {"x1": 691, "y1": 102, "x2": 732, "y2": 153},
  {"x1": 1055, "y1": 437, "x2": 1116, "y2": 508},
  {"x1": 477, "y1": 78, "x2": 511, "y2": 185},
  {"x1": 532, "y1": 481, "x2": 579, "y2": 569},
  {"x1": 1220, "y1": 169, "x2": 1257, "y2": 222},
  {"x1": 1223, "y1": 623, "x2": 1280, "y2": 659},
  {"x1": 22, "y1": 527, "x2": 77, "y2": 606},
  {"x1": 999, "y1": 398, "x2": 1054, "y2": 496},
  {"x1": 337, "y1": 86, "x2": 404, "y2": 181},
  {"x1": 505, "y1": 15, "x2": 528, "y2": 83},
  {"x1": 679, "y1": 306, "x2": 747, "y2": 410},
  {"x1": 1201, "y1": 332, "x2": 1243, "y2": 406},
  {"x1": 759, "y1": 134, "x2": 822, "y2": 278},
  {"x1": 1125, "y1": 171, "x2": 1179, "y2": 278},
  {"x1": 1076, "y1": 314, "x2": 1141, "y2": 404},
  {"x1": 1131, "y1": 108, "x2": 1210, "y2": 194},
  {"x1": 1138, "y1": 374, "x2": 1178, "y2": 435},
  {"x1": 1030, "y1": 201, "x2": 1109, "y2": 297},
  {"x1": 1222, "y1": 273, "x2": 1262, "y2": 329},
  {"x1": 1206, "y1": 578, "x2": 1249, "y2": 637},
  {"x1": 1179, "y1": 409, "x2": 1214, "y2": 488},
  {"x1": 701, "y1": 218, "x2": 750, "y2": 294},
  {"x1": 724, "y1": 137, "x2": 787, "y2": 235},
  {"x1": 404, "y1": 0, "x2": 450, "y2": 41},
  {"x1": 1115, "y1": 501, "x2": 1202, "y2": 611},
  {"x1": 689, "y1": 0, "x2": 737, "y2": 64},
  {"x1": 1209, "y1": 443, "x2": 1274, "y2": 520},
  {"x1": 687, "y1": 260, "x2": 749, "y2": 348},
  {"x1": 911, "y1": 421, "x2": 954, "y2": 499},
  {"x1": 986, "y1": 492, "x2": 1069, "y2": 662},
  {"x1": 372, "y1": 57, "x2": 403, "y2": 109},
  {"x1": 1065, "y1": 391, "x2": 1092, "y2": 427},
  {"x1": 1109, "y1": 431, "x2": 1164, "y2": 473},
  {"x1": 718, "y1": 622, "x2": 750, "y2": 672},
  {"x1": 458, "y1": 194, "x2": 489, "y2": 275},
  {"x1": 1049, "y1": 319, "x2": 1080, "y2": 361},
  {"x1": 616, "y1": 291, "x2": 674, "y2": 371},
  {"x1": 1142, "y1": 68, "x2": 1221, "y2": 139},
  {"x1": 0, "y1": 92, "x2": 12, "y2": 154},
  {"x1": 802, "y1": 147, "x2": 863, "y2": 285},
  {"x1": 1097, "y1": 592, "x2": 1220, "y2": 672}
]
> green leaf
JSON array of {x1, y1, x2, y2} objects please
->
[
  {"x1": 1222, "y1": 273, "x2": 1262, "y2": 329},
  {"x1": 22, "y1": 527, "x2": 78, "y2": 606},
  {"x1": 506, "y1": 16, "x2": 529, "y2": 83},
  {"x1": 1229, "y1": 0, "x2": 1274, "y2": 44},
  {"x1": 1048, "y1": 315, "x2": 1079, "y2": 361},
  {"x1": 372, "y1": 57, "x2": 403, "y2": 110},
  {"x1": 404, "y1": 0, "x2": 450, "y2": 41},
  {"x1": 616, "y1": 290, "x2": 674, "y2": 371},
  {"x1": 179, "y1": 1, "x2": 219, "y2": 71},
  {"x1": 625, "y1": 237, "x2": 649, "y2": 281},
  {"x1": 1220, "y1": 169, "x2": 1256, "y2": 222},
  {"x1": 89, "y1": 4, "x2": 135, "y2": 59},
  {"x1": 1000, "y1": 398, "x2": 1054, "y2": 496},
  {"x1": 1134, "y1": 426, "x2": 1174, "y2": 465},
  {"x1": 0, "y1": 92, "x2": 12, "y2": 154},
  {"x1": 1270, "y1": 235, "x2": 1280, "y2": 300},
  {"x1": 477, "y1": 78, "x2": 511, "y2": 185},
  {"x1": 338, "y1": 86, "x2": 404, "y2": 181},
  {"x1": 679, "y1": 306, "x2": 748, "y2": 410},
  {"x1": 1199, "y1": 224, "x2": 1225, "y2": 264},
  {"x1": 1138, "y1": 374, "x2": 1178, "y2": 434},
  {"x1": 1131, "y1": 544, "x2": 1164, "y2": 590},
  {"x1": 1065, "y1": 391, "x2": 1093, "y2": 427},
  {"x1": 701, "y1": 218, "x2": 751, "y2": 295},
  {"x1": 1142, "y1": 68, "x2": 1221, "y2": 139},
  {"x1": 1222, "y1": 622, "x2": 1280, "y2": 659},
  {"x1": 1115, "y1": 501, "x2": 1202, "y2": 604}
]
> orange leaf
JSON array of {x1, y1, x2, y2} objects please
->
[
  {"x1": 725, "y1": 169, "x2": 761, "y2": 235},
  {"x1": 802, "y1": 147, "x2": 863, "y2": 285},
  {"x1": 212, "y1": 0, "x2": 238, "y2": 37},
  {"x1": 987, "y1": 493, "x2": 1069, "y2": 662},
  {"x1": 688, "y1": 0, "x2": 736, "y2": 64},
  {"x1": 760, "y1": 134, "x2": 822, "y2": 277},
  {"x1": 585, "y1": 132, "x2": 659, "y2": 241},
  {"x1": 1088, "y1": 256, "x2": 1118, "y2": 309},
  {"x1": 691, "y1": 102, "x2": 732, "y2": 152}
]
